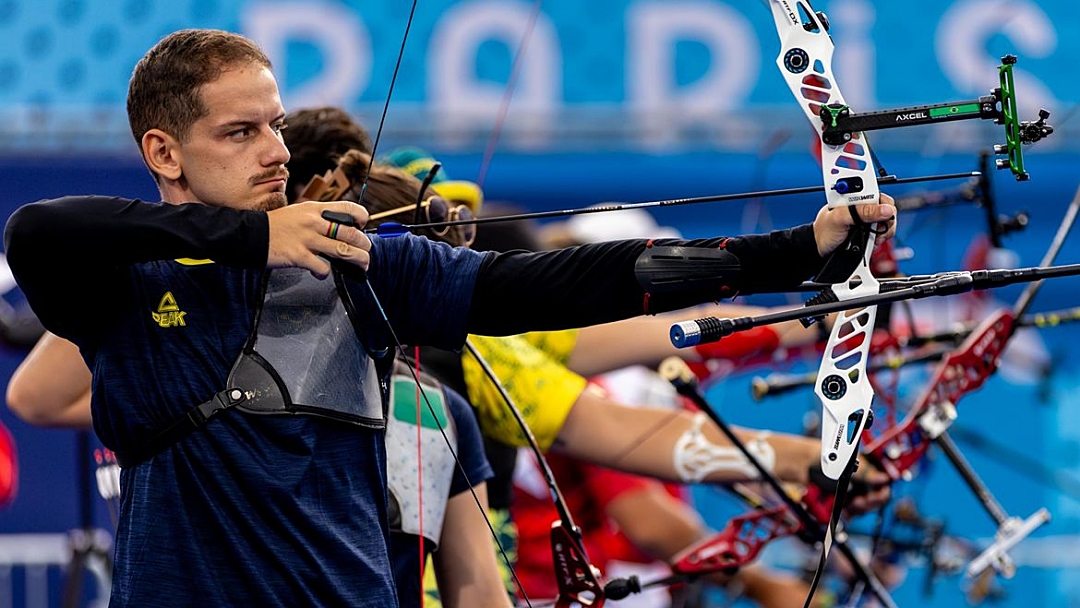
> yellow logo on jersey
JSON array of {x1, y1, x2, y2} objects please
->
[{"x1": 152, "y1": 291, "x2": 187, "y2": 328}]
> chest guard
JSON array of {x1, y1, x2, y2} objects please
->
[
  {"x1": 232, "y1": 268, "x2": 385, "y2": 427},
  {"x1": 114, "y1": 268, "x2": 388, "y2": 468},
  {"x1": 385, "y1": 370, "x2": 458, "y2": 547}
]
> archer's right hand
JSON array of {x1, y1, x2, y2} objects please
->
[{"x1": 266, "y1": 201, "x2": 370, "y2": 278}]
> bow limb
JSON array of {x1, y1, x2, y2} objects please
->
[
  {"x1": 474, "y1": 0, "x2": 545, "y2": 190},
  {"x1": 464, "y1": 340, "x2": 605, "y2": 608}
]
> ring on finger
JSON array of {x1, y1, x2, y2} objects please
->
[{"x1": 326, "y1": 221, "x2": 341, "y2": 239}]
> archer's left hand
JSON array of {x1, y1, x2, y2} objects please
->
[
  {"x1": 807, "y1": 458, "x2": 892, "y2": 516},
  {"x1": 812, "y1": 193, "x2": 897, "y2": 257},
  {"x1": 845, "y1": 461, "x2": 892, "y2": 515}
]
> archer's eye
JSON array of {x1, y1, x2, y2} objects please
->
[{"x1": 227, "y1": 127, "x2": 253, "y2": 141}]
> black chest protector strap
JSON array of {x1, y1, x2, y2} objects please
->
[{"x1": 113, "y1": 386, "x2": 249, "y2": 469}]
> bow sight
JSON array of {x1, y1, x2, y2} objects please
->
[{"x1": 819, "y1": 55, "x2": 1054, "y2": 181}]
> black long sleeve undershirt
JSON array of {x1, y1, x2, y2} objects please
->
[
  {"x1": 466, "y1": 224, "x2": 823, "y2": 335},
  {"x1": 7, "y1": 195, "x2": 826, "y2": 345},
  {"x1": 4, "y1": 196, "x2": 269, "y2": 342},
  {"x1": 6, "y1": 196, "x2": 268, "y2": 268}
]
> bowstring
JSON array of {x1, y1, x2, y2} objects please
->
[
  {"x1": 352, "y1": 1, "x2": 551, "y2": 604},
  {"x1": 354, "y1": 0, "x2": 419, "y2": 209},
  {"x1": 475, "y1": 0, "x2": 545, "y2": 190},
  {"x1": 346, "y1": 2, "x2": 531, "y2": 605},
  {"x1": 461, "y1": 1, "x2": 562, "y2": 602}
]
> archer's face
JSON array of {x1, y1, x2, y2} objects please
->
[{"x1": 174, "y1": 64, "x2": 291, "y2": 211}]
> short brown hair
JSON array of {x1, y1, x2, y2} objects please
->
[
  {"x1": 127, "y1": 29, "x2": 272, "y2": 148},
  {"x1": 283, "y1": 107, "x2": 373, "y2": 200}
]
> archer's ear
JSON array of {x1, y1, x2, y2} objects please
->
[{"x1": 141, "y1": 129, "x2": 183, "y2": 182}]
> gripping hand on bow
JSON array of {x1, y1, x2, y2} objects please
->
[
  {"x1": 266, "y1": 200, "x2": 371, "y2": 279},
  {"x1": 812, "y1": 193, "x2": 897, "y2": 257},
  {"x1": 808, "y1": 456, "x2": 892, "y2": 516},
  {"x1": 847, "y1": 462, "x2": 892, "y2": 515}
]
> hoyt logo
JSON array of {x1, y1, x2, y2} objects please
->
[
  {"x1": 152, "y1": 292, "x2": 187, "y2": 328},
  {"x1": 896, "y1": 112, "x2": 927, "y2": 122}
]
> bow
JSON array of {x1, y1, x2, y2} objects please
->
[
  {"x1": 764, "y1": 0, "x2": 1052, "y2": 479},
  {"x1": 673, "y1": 185, "x2": 1080, "y2": 603},
  {"x1": 757, "y1": 5, "x2": 895, "y2": 604},
  {"x1": 462, "y1": 341, "x2": 605, "y2": 608},
  {"x1": 658, "y1": 2, "x2": 1055, "y2": 604}
]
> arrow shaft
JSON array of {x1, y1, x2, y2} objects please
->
[{"x1": 371, "y1": 172, "x2": 979, "y2": 235}]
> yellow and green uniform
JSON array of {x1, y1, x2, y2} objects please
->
[{"x1": 462, "y1": 329, "x2": 586, "y2": 450}]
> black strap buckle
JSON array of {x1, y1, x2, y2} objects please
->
[
  {"x1": 114, "y1": 387, "x2": 249, "y2": 469},
  {"x1": 188, "y1": 388, "x2": 247, "y2": 425}
]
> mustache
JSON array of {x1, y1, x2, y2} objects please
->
[{"x1": 250, "y1": 168, "x2": 290, "y2": 186}]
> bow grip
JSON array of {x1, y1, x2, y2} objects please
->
[{"x1": 814, "y1": 210, "x2": 872, "y2": 284}]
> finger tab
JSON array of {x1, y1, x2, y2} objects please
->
[{"x1": 321, "y1": 210, "x2": 359, "y2": 228}]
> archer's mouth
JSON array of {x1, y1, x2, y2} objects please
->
[{"x1": 256, "y1": 178, "x2": 288, "y2": 190}]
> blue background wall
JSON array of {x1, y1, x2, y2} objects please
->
[{"x1": 2, "y1": 1, "x2": 1080, "y2": 606}]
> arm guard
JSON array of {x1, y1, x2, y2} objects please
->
[{"x1": 635, "y1": 241, "x2": 742, "y2": 312}]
